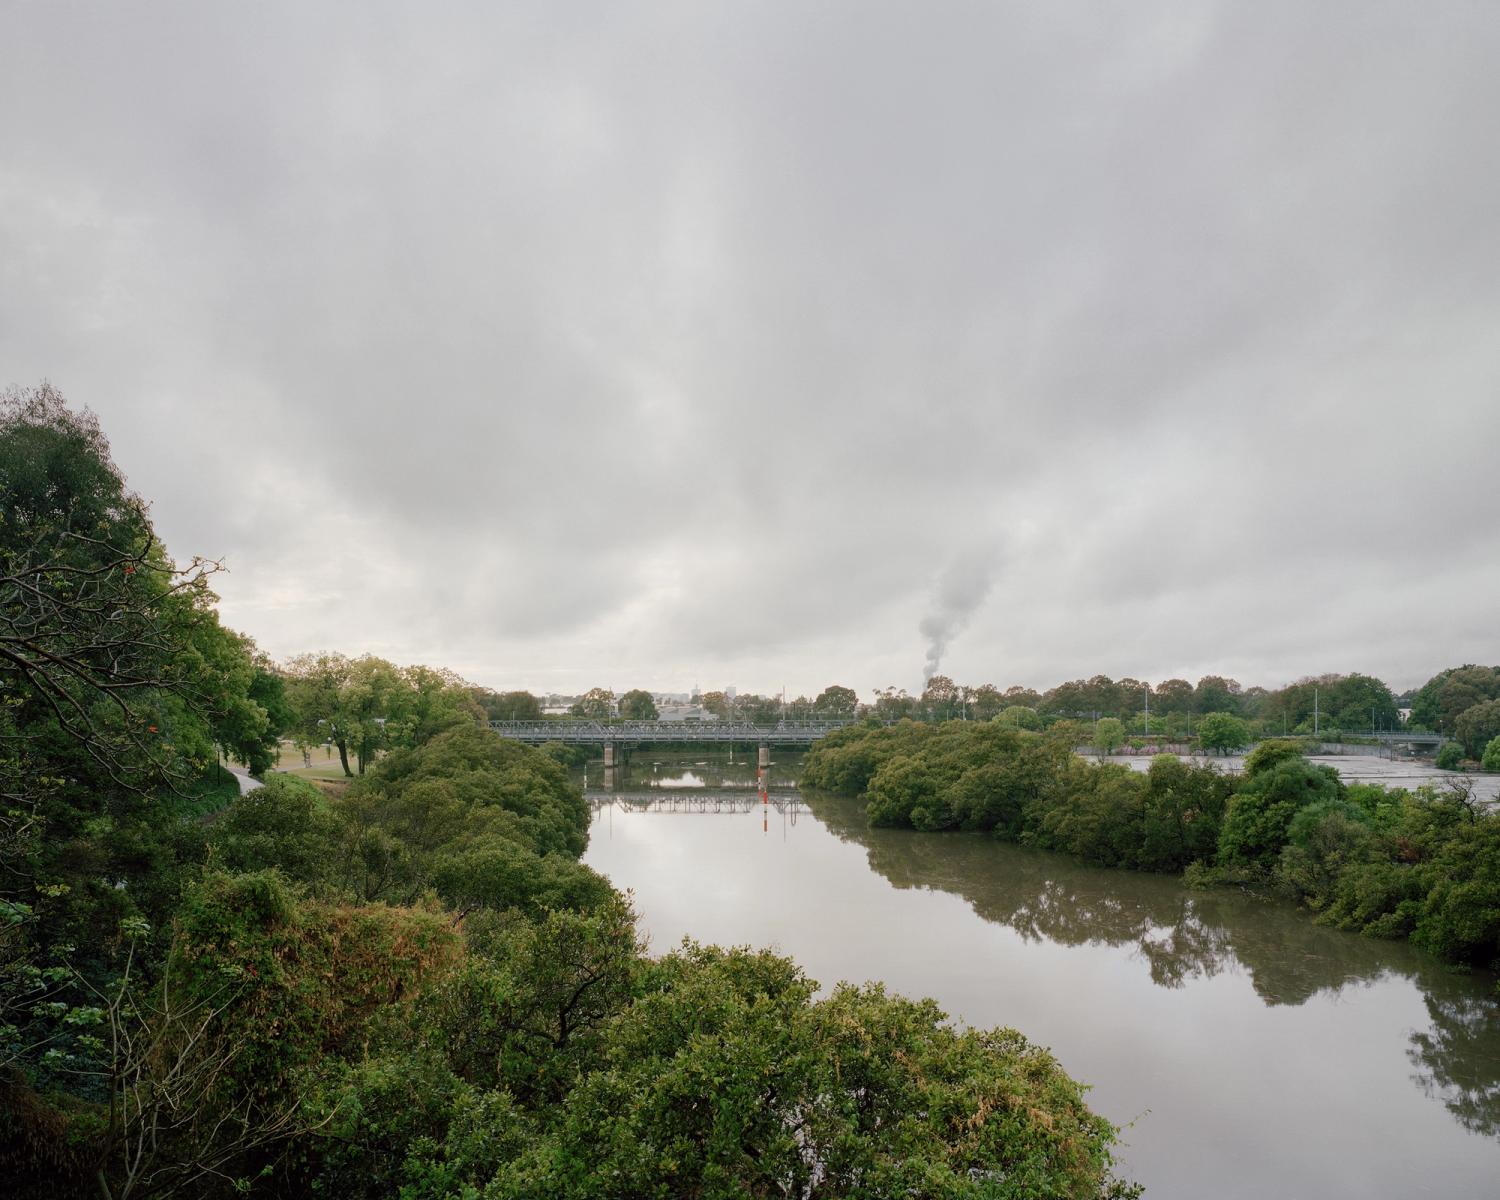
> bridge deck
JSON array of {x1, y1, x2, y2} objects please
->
[{"x1": 491, "y1": 720, "x2": 852, "y2": 745}]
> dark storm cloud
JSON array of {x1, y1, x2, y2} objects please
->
[{"x1": 3, "y1": 2, "x2": 1498, "y2": 696}]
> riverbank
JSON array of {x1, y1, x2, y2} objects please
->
[{"x1": 583, "y1": 777, "x2": 1500, "y2": 1199}]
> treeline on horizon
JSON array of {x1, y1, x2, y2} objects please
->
[
  {"x1": 2, "y1": 383, "x2": 1146, "y2": 1195},
  {"x1": 802, "y1": 721, "x2": 1500, "y2": 989},
  {"x1": 475, "y1": 667, "x2": 1500, "y2": 764}
]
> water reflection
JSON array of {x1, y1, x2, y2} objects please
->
[
  {"x1": 1409, "y1": 992, "x2": 1500, "y2": 1139},
  {"x1": 803, "y1": 791, "x2": 1500, "y2": 1137},
  {"x1": 580, "y1": 754, "x2": 1500, "y2": 1154}
]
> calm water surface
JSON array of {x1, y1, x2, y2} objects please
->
[{"x1": 581, "y1": 754, "x2": 1500, "y2": 1199}]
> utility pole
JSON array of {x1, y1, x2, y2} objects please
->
[{"x1": 1314, "y1": 687, "x2": 1319, "y2": 736}]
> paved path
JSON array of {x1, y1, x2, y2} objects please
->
[{"x1": 226, "y1": 766, "x2": 263, "y2": 795}]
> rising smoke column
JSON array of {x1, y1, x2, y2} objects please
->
[{"x1": 919, "y1": 549, "x2": 999, "y2": 684}]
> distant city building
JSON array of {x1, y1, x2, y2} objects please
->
[{"x1": 725, "y1": 686, "x2": 737, "y2": 700}]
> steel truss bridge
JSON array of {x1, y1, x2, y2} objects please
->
[
  {"x1": 587, "y1": 790, "x2": 809, "y2": 815},
  {"x1": 490, "y1": 720, "x2": 853, "y2": 747}
]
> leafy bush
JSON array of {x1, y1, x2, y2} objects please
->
[
  {"x1": 1436, "y1": 742, "x2": 1464, "y2": 770},
  {"x1": 1483, "y1": 737, "x2": 1500, "y2": 773},
  {"x1": 1218, "y1": 759, "x2": 1342, "y2": 871}
]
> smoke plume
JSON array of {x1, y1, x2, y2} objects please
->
[{"x1": 919, "y1": 550, "x2": 999, "y2": 685}]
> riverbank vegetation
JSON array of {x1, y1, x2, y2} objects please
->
[
  {"x1": 804, "y1": 722, "x2": 1500, "y2": 984},
  {"x1": 3, "y1": 386, "x2": 1140, "y2": 1195}
]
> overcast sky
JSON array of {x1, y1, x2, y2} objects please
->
[{"x1": 4, "y1": 2, "x2": 1497, "y2": 699}]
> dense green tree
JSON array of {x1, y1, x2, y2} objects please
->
[
  {"x1": 333, "y1": 724, "x2": 599, "y2": 911},
  {"x1": 1093, "y1": 717, "x2": 1126, "y2": 757},
  {"x1": 995, "y1": 704, "x2": 1042, "y2": 730},
  {"x1": 871, "y1": 685, "x2": 916, "y2": 721},
  {"x1": 1436, "y1": 742, "x2": 1464, "y2": 770},
  {"x1": 1042, "y1": 675, "x2": 1124, "y2": 720},
  {"x1": 921, "y1": 673, "x2": 961, "y2": 721},
  {"x1": 1, "y1": 385, "x2": 276, "y2": 1063},
  {"x1": 473, "y1": 688, "x2": 542, "y2": 722},
  {"x1": 1197, "y1": 711, "x2": 1251, "y2": 754},
  {"x1": 1218, "y1": 758, "x2": 1342, "y2": 871},
  {"x1": 207, "y1": 775, "x2": 343, "y2": 889},
  {"x1": 699, "y1": 690, "x2": 728, "y2": 718},
  {"x1": 1454, "y1": 699, "x2": 1500, "y2": 759},
  {"x1": 1258, "y1": 673, "x2": 1399, "y2": 735},
  {"x1": 1152, "y1": 678, "x2": 1195, "y2": 714},
  {"x1": 866, "y1": 754, "x2": 943, "y2": 829},
  {"x1": 1193, "y1": 675, "x2": 1243, "y2": 715},
  {"x1": 616, "y1": 688, "x2": 658, "y2": 720},
  {"x1": 1409, "y1": 665, "x2": 1500, "y2": 734},
  {"x1": 424, "y1": 942, "x2": 1135, "y2": 1200},
  {"x1": 813, "y1": 684, "x2": 859, "y2": 718},
  {"x1": 1038, "y1": 764, "x2": 1146, "y2": 868},
  {"x1": 1484, "y1": 737, "x2": 1500, "y2": 773},
  {"x1": 1138, "y1": 755, "x2": 1234, "y2": 871},
  {"x1": 283, "y1": 652, "x2": 359, "y2": 775},
  {"x1": 732, "y1": 692, "x2": 783, "y2": 723},
  {"x1": 1277, "y1": 798, "x2": 1376, "y2": 908},
  {"x1": 568, "y1": 687, "x2": 615, "y2": 719},
  {"x1": 1001, "y1": 685, "x2": 1042, "y2": 708},
  {"x1": 1243, "y1": 737, "x2": 1308, "y2": 778}
]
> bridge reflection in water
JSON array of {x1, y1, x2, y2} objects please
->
[
  {"x1": 585, "y1": 767, "x2": 807, "y2": 832},
  {"x1": 588, "y1": 789, "x2": 809, "y2": 815}
]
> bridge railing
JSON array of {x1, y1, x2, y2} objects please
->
[{"x1": 489, "y1": 719, "x2": 856, "y2": 742}]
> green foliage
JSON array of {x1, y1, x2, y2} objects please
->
[
  {"x1": 1217, "y1": 758, "x2": 1342, "y2": 871},
  {"x1": 995, "y1": 705, "x2": 1042, "y2": 730},
  {"x1": 813, "y1": 683, "x2": 859, "y2": 717},
  {"x1": 1257, "y1": 673, "x2": 1399, "y2": 735},
  {"x1": 568, "y1": 687, "x2": 615, "y2": 718},
  {"x1": 1454, "y1": 698, "x2": 1500, "y2": 759},
  {"x1": 0, "y1": 386, "x2": 281, "y2": 1079},
  {"x1": 1196, "y1": 711, "x2": 1250, "y2": 754},
  {"x1": 1243, "y1": 737, "x2": 1307, "y2": 778},
  {"x1": 328, "y1": 725, "x2": 605, "y2": 919},
  {"x1": 208, "y1": 774, "x2": 342, "y2": 887},
  {"x1": 1277, "y1": 799, "x2": 1376, "y2": 907},
  {"x1": 1436, "y1": 742, "x2": 1464, "y2": 770},
  {"x1": 617, "y1": 688, "x2": 658, "y2": 720},
  {"x1": 1409, "y1": 664, "x2": 1500, "y2": 734},
  {"x1": 160, "y1": 868, "x2": 462, "y2": 1175},
  {"x1": 173, "y1": 763, "x2": 244, "y2": 819},
  {"x1": 1410, "y1": 816, "x2": 1500, "y2": 967},
  {"x1": 385, "y1": 939, "x2": 1133, "y2": 1200},
  {"x1": 473, "y1": 688, "x2": 542, "y2": 721},
  {"x1": 1483, "y1": 737, "x2": 1500, "y2": 773},
  {"x1": 1137, "y1": 755, "x2": 1234, "y2": 871},
  {"x1": 1037, "y1": 764, "x2": 1146, "y2": 868},
  {"x1": 282, "y1": 653, "x2": 481, "y2": 777},
  {"x1": 1092, "y1": 717, "x2": 1125, "y2": 757}
]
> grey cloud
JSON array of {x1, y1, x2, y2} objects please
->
[{"x1": 3, "y1": 2, "x2": 1498, "y2": 697}]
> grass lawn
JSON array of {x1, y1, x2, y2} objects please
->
[{"x1": 270, "y1": 741, "x2": 361, "y2": 780}]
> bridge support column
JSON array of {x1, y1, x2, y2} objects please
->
[
  {"x1": 604, "y1": 742, "x2": 615, "y2": 769},
  {"x1": 758, "y1": 743, "x2": 770, "y2": 769}
]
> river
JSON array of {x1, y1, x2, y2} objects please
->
[{"x1": 580, "y1": 752, "x2": 1500, "y2": 1199}]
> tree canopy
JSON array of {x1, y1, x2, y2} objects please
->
[{"x1": 617, "y1": 688, "x2": 658, "y2": 720}]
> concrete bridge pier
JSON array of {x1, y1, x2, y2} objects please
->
[
  {"x1": 604, "y1": 742, "x2": 615, "y2": 769},
  {"x1": 758, "y1": 743, "x2": 770, "y2": 769}
]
